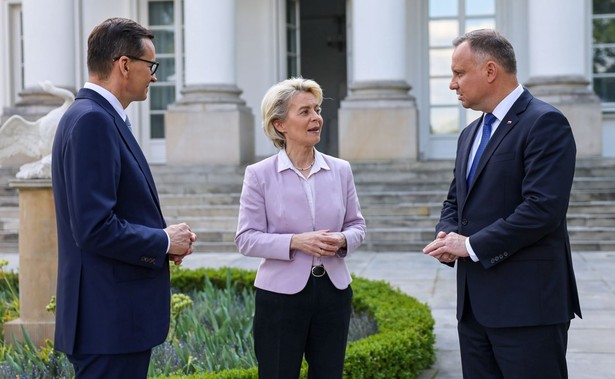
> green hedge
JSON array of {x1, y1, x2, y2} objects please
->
[{"x1": 163, "y1": 267, "x2": 435, "y2": 379}]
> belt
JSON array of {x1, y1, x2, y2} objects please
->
[{"x1": 311, "y1": 265, "x2": 326, "y2": 278}]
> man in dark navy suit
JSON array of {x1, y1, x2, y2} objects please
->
[
  {"x1": 52, "y1": 18, "x2": 196, "y2": 378},
  {"x1": 423, "y1": 29, "x2": 582, "y2": 378}
]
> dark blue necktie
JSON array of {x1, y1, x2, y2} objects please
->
[
  {"x1": 125, "y1": 117, "x2": 132, "y2": 131},
  {"x1": 467, "y1": 113, "x2": 496, "y2": 188}
]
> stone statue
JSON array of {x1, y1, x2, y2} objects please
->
[{"x1": 0, "y1": 81, "x2": 74, "y2": 179}]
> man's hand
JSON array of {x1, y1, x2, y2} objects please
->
[
  {"x1": 165, "y1": 223, "x2": 197, "y2": 265},
  {"x1": 423, "y1": 231, "x2": 469, "y2": 263}
]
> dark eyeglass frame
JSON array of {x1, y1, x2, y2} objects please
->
[{"x1": 113, "y1": 55, "x2": 159, "y2": 75}]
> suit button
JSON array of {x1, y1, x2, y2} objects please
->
[
  {"x1": 462, "y1": 219, "x2": 468, "y2": 226},
  {"x1": 503, "y1": 252, "x2": 509, "y2": 257},
  {"x1": 491, "y1": 258, "x2": 496, "y2": 264}
]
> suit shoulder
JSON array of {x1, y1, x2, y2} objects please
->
[{"x1": 245, "y1": 154, "x2": 278, "y2": 175}]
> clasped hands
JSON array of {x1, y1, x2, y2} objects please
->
[
  {"x1": 423, "y1": 231, "x2": 469, "y2": 263},
  {"x1": 165, "y1": 222, "x2": 197, "y2": 265},
  {"x1": 291, "y1": 230, "x2": 347, "y2": 258}
]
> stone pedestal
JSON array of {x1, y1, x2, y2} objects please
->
[
  {"x1": 525, "y1": 75, "x2": 602, "y2": 157},
  {"x1": 3, "y1": 180, "x2": 57, "y2": 348},
  {"x1": 165, "y1": 84, "x2": 255, "y2": 165},
  {"x1": 339, "y1": 80, "x2": 419, "y2": 160}
]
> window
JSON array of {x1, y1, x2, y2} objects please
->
[
  {"x1": 593, "y1": 0, "x2": 615, "y2": 106},
  {"x1": 147, "y1": 0, "x2": 183, "y2": 139},
  {"x1": 286, "y1": 0, "x2": 300, "y2": 78},
  {"x1": 427, "y1": 0, "x2": 495, "y2": 135}
]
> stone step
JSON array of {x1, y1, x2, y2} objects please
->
[
  {"x1": 164, "y1": 216, "x2": 239, "y2": 230},
  {"x1": 2, "y1": 158, "x2": 615, "y2": 254},
  {"x1": 159, "y1": 193, "x2": 240, "y2": 206},
  {"x1": 0, "y1": 196, "x2": 18, "y2": 207},
  {"x1": 567, "y1": 214, "x2": 615, "y2": 227},
  {"x1": 568, "y1": 201, "x2": 615, "y2": 214},
  {"x1": 0, "y1": 230, "x2": 18, "y2": 243},
  {"x1": 0, "y1": 241, "x2": 18, "y2": 254},
  {"x1": 161, "y1": 205, "x2": 239, "y2": 218}
]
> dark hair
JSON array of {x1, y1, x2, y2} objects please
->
[
  {"x1": 87, "y1": 18, "x2": 155, "y2": 78},
  {"x1": 453, "y1": 29, "x2": 517, "y2": 75}
]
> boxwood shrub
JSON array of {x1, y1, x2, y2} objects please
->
[{"x1": 163, "y1": 267, "x2": 435, "y2": 379}]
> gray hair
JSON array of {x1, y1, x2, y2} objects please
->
[{"x1": 261, "y1": 77, "x2": 323, "y2": 149}]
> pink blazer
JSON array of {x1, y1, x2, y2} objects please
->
[{"x1": 235, "y1": 152, "x2": 366, "y2": 294}]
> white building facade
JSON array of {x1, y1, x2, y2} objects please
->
[{"x1": 0, "y1": 0, "x2": 610, "y2": 164}]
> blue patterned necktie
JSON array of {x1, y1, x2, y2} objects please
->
[
  {"x1": 125, "y1": 117, "x2": 132, "y2": 132},
  {"x1": 467, "y1": 113, "x2": 496, "y2": 188}
]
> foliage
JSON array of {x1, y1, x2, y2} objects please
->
[
  {"x1": 148, "y1": 273, "x2": 256, "y2": 377},
  {"x1": 163, "y1": 268, "x2": 436, "y2": 379},
  {"x1": 0, "y1": 266, "x2": 435, "y2": 379},
  {"x1": 0, "y1": 260, "x2": 19, "y2": 331}
]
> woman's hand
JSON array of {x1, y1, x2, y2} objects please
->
[{"x1": 290, "y1": 230, "x2": 346, "y2": 258}]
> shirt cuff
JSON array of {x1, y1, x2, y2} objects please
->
[
  {"x1": 465, "y1": 237, "x2": 479, "y2": 262},
  {"x1": 164, "y1": 229, "x2": 171, "y2": 253}
]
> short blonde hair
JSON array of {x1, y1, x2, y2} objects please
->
[{"x1": 261, "y1": 77, "x2": 323, "y2": 149}]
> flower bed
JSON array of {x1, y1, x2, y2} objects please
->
[{"x1": 163, "y1": 267, "x2": 436, "y2": 379}]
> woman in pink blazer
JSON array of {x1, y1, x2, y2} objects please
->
[{"x1": 235, "y1": 78, "x2": 366, "y2": 379}]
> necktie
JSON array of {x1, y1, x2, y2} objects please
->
[
  {"x1": 467, "y1": 113, "x2": 496, "y2": 188},
  {"x1": 125, "y1": 117, "x2": 132, "y2": 132}
]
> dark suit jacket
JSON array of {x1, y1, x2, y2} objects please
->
[
  {"x1": 437, "y1": 89, "x2": 582, "y2": 328},
  {"x1": 52, "y1": 88, "x2": 170, "y2": 355}
]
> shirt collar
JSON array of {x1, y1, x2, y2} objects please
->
[
  {"x1": 491, "y1": 83, "x2": 524, "y2": 122},
  {"x1": 277, "y1": 148, "x2": 330, "y2": 173},
  {"x1": 84, "y1": 82, "x2": 127, "y2": 122}
]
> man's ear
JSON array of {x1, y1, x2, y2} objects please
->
[{"x1": 485, "y1": 61, "x2": 497, "y2": 83}]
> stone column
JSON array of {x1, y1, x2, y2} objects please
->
[
  {"x1": 339, "y1": 0, "x2": 418, "y2": 161},
  {"x1": 165, "y1": 0, "x2": 254, "y2": 165},
  {"x1": 3, "y1": 180, "x2": 57, "y2": 348},
  {"x1": 4, "y1": 0, "x2": 76, "y2": 121},
  {"x1": 524, "y1": 0, "x2": 601, "y2": 157}
]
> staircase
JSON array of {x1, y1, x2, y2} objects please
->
[{"x1": 1, "y1": 158, "x2": 615, "y2": 254}]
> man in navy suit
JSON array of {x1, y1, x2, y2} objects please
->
[
  {"x1": 423, "y1": 29, "x2": 582, "y2": 378},
  {"x1": 52, "y1": 18, "x2": 196, "y2": 378}
]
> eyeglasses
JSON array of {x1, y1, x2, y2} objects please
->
[{"x1": 113, "y1": 55, "x2": 159, "y2": 75}]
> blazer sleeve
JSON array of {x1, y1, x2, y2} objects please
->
[
  {"x1": 339, "y1": 162, "x2": 366, "y2": 255},
  {"x1": 235, "y1": 165, "x2": 295, "y2": 260},
  {"x1": 59, "y1": 110, "x2": 168, "y2": 267}
]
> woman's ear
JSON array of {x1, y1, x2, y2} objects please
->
[{"x1": 273, "y1": 120, "x2": 285, "y2": 133}]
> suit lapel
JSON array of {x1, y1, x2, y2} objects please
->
[{"x1": 464, "y1": 89, "x2": 533, "y2": 195}]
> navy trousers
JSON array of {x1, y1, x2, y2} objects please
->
[
  {"x1": 459, "y1": 297, "x2": 570, "y2": 379},
  {"x1": 67, "y1": 349, "x2": 152, "y2": 379}
]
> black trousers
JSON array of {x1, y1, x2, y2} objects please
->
[
  {"x1": 253, "y1": 274, "x2": 352, "y2": 379},
  {"x1": 66, "y1": 349, "x2": 151, "y2": 379},
  {"x1": 459, "y1": 298, "x2": 570, "y2": 379}
]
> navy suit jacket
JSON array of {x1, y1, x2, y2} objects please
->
[
  {"x1": 437, "y1": 89, "x2": 582, "y2": 328},
  {"x1": 52, "y1": 88, "x2": 170, "y2": 354}
]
